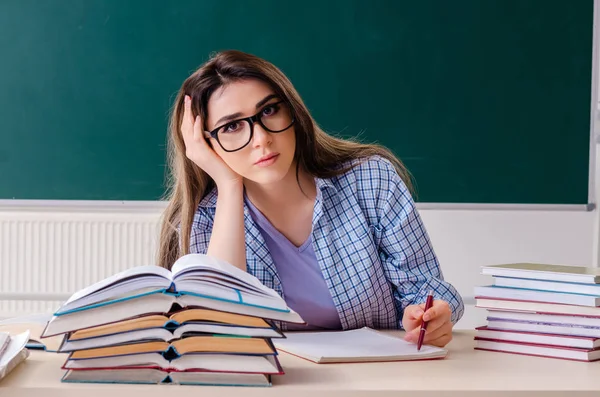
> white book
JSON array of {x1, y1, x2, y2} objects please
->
[
  {"x1": 42, "y1": 254, "x2": 305, "y2": 337},
  {"x1": 493, "y1": 277, "x2": 600, "y2": 296},
  {"x1": 0, "y1": 332, "x2": 9, "y2": 358},
  {"x1": 476, "y1": 297, "x2": 600, "y2": 317},
  {"x1": 486, "y1": 310, "x2": 600, "y2": 327},
  {"x1": 481, "y1": 263, "x2": 600, "y2": 284},
  {"x1": 273, "y1": 327, "x2": 447, "y2": 363},
  {"x1": 60, "y1": 254, "x2": 284, "y2": 315},
  {"x1": 476, "y1": 326, "x2": 600, "y2": 349},
  {"x1": 474, "y1": 339, "x2": 600, "y2": 362},
  {"x1": 474, "y1": 285, "x2": 600, "y2": 307},
  {"x1": 486, "y1": 318, "x2": 600, "y2": 338},
  {"x1": 0, "y1": 331, "x2": 30, "y2": 380}
]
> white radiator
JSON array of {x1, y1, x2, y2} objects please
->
[{"x1": 0, "y1": 203, "x2": 164, "y2": 318}]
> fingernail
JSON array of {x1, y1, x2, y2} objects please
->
[
  {"x1": 184, "y1": 95, "x2": 190, "y2": 103},
  {"x1": 416, "y1": 309, "x2": 424, "y2": 317}
]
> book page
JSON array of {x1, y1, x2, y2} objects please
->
[
  {"x1": 172, "y1": 254, "x2": 278, "y2": 297},
  {"x1": 483, "y1": 263, "x2": 600, "y2": 276},
  {"x1": 0, "y1": 332, "x2": 9, "y2": 357},
  {"x1": 177, "y1": 272, "x2": 271, "y2": 296},
  {"x1": 0, "y1": 331, "x2": 29, "y2": 369},
  {"x1": 274, "y1": 327, "x2": 447, "y2": 362},
  {"x1": 66, "y1": 265, "x2": 173, "y2": 304}
]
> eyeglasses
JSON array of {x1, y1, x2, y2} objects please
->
[{"x1": 204, "y1": 100, "x2": 295, "y2": 152}]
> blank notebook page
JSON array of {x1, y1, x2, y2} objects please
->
[{"x1": 274, "y1": 327, "x2": 447, "y2": 363}]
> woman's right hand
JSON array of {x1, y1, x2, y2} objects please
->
[{"x1": 181, "y1": 95, "x2": 243, "y2": 190}]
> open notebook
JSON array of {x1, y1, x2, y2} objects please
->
[{"x1": 273, "y1": 327, "x2": 447, "y2": 363}]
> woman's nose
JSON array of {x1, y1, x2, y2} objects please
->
[{"x1": 252, "y1": 123, "x2": 272, "y2": 147}]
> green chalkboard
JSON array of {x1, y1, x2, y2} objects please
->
[{"x1": 0, "y1": 0, "x2": 593, "y2": 203}]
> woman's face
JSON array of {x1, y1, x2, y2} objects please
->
[{"x1": 206, "y1": 79, "x2": 296, "y2": 186}]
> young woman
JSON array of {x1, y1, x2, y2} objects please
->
[{"x1": 158, "y1": 50, "x2": 464, "y2": 347}]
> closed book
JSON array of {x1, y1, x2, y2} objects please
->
[
  {"x1": 493, "y1": 276, "x2": 600, "y2": 296},
  {"x1": 475, "y1": 326, "x2": 600, "y2": 349},
  {"x1": 475, "y1": 297, "x2": 600, "y2": 317},
  {"x1": 474, "y1": 285, "x2": 600, "y2": 307},
  {"x1": 474, "y1": 338, "x2": 600, "y2": 362},
  {"x1": 485, "y1": 309, "x2": 600, "y2": 328},
  {"x1": 481, "y1": 263, "x2": 600, "y2": 284},
  {"x1": 486, "y1": 318, "x2": 600, "y2": 338}
]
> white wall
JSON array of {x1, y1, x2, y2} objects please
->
[{"x1": 420, "y1": 208, "x2": 595, "y2": 329}]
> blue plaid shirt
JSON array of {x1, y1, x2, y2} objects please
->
[{"x1": 190, "y1": 156, "x2": 464, "y2": 330}]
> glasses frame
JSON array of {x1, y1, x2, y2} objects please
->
[{"x1": 204, "y1": 100, "x2": 295, "y2": 152}]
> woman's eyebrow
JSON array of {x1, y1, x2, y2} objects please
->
[
  {"x1": 255, "y1": 94, "x2": 279, "y2": 109},
  {"x1": 214, "y1": 112, "x2": 243, "y2": 127},
  {"x1": 213, "y1": 94, "x2": 280, "y2": 128}
]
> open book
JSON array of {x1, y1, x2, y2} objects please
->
[
  {"x1": 59, "y1": 309, "x2": 282, "y2": 352},
  {"x1": 63, "y1": 350, "x2": 282, "y2": 374},
  {"x1": 68, "y1": 335, "x2": 276, "y2": 359},
  {"x1": 62, "y1": 368, "x2": 273, "y2": 386},
  {"x1": 42, "y1": 254, "x2": 304, "y2": 337},
  {"x1": 0, "y1": 331, "x2": 30, "y2": 380},
  {"x1": 61, "y1": 254, "x2": 285, "y2": 314},
  {"x1": 61, "y1": 334, "x2": 282, "y2": 386},
  {"x1": 274, "y1": 327, "x2": 447, "y2": 363}
]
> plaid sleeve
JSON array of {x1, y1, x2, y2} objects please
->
[
  {"x1": 372, "y1": 158, "x2": 464, "y2": 325},
  {"x1": 189, "y1": 207, "x2": 214, "y2": 255}
]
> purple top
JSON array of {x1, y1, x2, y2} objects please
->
[{"x1": 245, "y1": 197, "x2": 342, "y2": 330}]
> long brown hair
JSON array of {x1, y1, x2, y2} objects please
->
[{"x1": 157, "y1": 50, "x2": 412, "y2": 269}]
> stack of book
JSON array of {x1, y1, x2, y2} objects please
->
[
  {"x1": 40, "y1": 253, "x2": 305, "y2": 386},
  {"x1": 473, "y1": 263, "x2": 600, "y2": 362}
]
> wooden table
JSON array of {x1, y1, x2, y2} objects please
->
[{"x1": 0, "y1": 330, "x2": 598, "y2": 397}]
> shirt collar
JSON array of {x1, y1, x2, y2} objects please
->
[
  {"x1": 315, "y1": 176, "x2": 337, "y2": 194},
  {"x1": 198, "y1": 187, "x2": 218, "y2": 208}
]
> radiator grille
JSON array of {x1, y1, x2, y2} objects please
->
[{"x1": 0, "y1": 211, "x2": 161, "y2": 317}]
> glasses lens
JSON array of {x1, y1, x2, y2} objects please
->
[
  {"x1": 216, "y1": 120, "x2": 251, "y2": 151},
  {"x1": 260, "y1": 102, "x2": 294, "y2": 132}
]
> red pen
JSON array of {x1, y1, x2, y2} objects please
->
[{"x1": 417, "y1": 290, "x2": 434, "y2": 351}]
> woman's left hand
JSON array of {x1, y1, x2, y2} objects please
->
[{"x1": 402, "y1": 299, "x2": 453, "y2": 347}]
